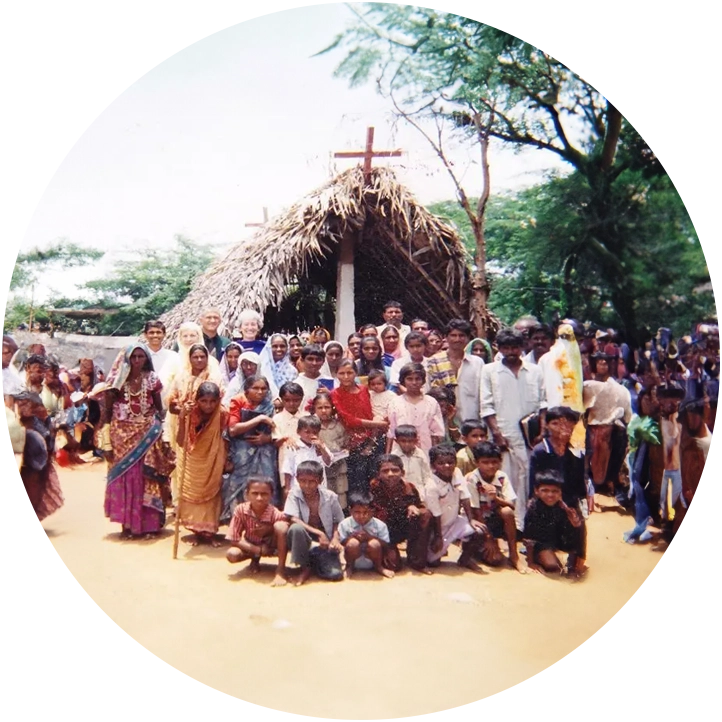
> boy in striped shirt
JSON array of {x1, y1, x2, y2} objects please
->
[{"x1": 226, "y1": 477, "x2": 290, "y2": 587}]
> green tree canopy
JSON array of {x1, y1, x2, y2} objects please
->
[
  {"x1": 81, "y1": 235, "x2": 217, "y2": 335},
  {"x1": 321, "y1": 4, "x2": 712, "y2": 342},
  {"x1": 430, "y1": 171, "x2": 714, "y2": 338}
]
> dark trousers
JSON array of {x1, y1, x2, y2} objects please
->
[
  {"x1": 389, "y1": 508, "x2": 433, "y2": 570},
  {"x1": 347, "y1": 446, "x2": 380, "y2": 497},
  {"x1": 287, "y1": 523, "x2": 343, "y2": 581}
]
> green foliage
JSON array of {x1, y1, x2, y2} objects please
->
[
  {"x1": 10, "y1": 239, "x2": 104, "y2": 291},
  {"x1": 323, "y1": 4, "x2": 715, "y2": 342},
  {"x1": 429, "y1": 172, "x2": 715, "y2": 338},
  {"x1": 81, "y1": 235, "x2": 216, "y2": 335}
]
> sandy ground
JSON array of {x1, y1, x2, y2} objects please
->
[{"x1": 44, "y1": 463, "x2": 662, "y2": 720}]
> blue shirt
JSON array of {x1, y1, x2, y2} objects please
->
[
  {"x1": 337, "y1": 516, "x2": 390, "y2": 544},
  {"x1": 283, "y1": 487, "x2": 344, "y2": 538}
]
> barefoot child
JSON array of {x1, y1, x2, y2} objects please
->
[
  {"x1": 455, "y1": 419, "x2": 488, "y2": 476},
  {"x1": 426, "y1": 444, "x2": 488, "y2": 570},
  {"x1": 312, "y1": 393, "x2": 349, "y2": 510},
  {"x1": 464, "y1": 441, "x2": 521, "y2": 571},
  {"x1": 523, "y1": 470, "x2": 587, "y2": 578},
  {"x1": 282, "y1": 415, "x2": 332, "y2": 497},
  {"x1": 338, "y1": 491, "x2": 394, "y2": 579},
  {"x1": 283, "y1": 460, "x2": 344, "y2": 585},
  {"x1": 226, "y1": 478, "x2": 290, "y2": 586},
  {"x1": 389, "y1": 424, "x2": 432, "y2": 501},
  {"x1": 370, "y1": 455, "x2": 433, "y2": 572}
]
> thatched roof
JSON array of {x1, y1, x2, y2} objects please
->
[{"x1": 162, "y1": 166, "x2": 475, "y2": 339}]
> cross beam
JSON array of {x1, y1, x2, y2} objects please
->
[{"x1": 334, "y1": 127, "x2": 402, "y2": 180}]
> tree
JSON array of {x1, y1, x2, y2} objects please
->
[
  {"x1": 5, "y1": 239, "x2": 104, "y2": 331},
  {"x1": 429, "y1": 171, "x2": 714, "y2": 339},
  {"x1": 322, "y1": 5, "x2": 703, "y2": 343},
  {"x1": 81, "y1": 235, "x2": 216, "y2": 335}
]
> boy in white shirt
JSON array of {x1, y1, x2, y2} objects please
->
[
  {"x1": 389, "y1": 424, "x2": 432, "y2": 501},
  {"x1": 425, "y1": 444, "x2": 487, "y2": 570},
  {"x1": 464, "y1": 441, "x2": 521, "y2": 571},
  {"x1": 282, "y1": 415, "x2": 331, "y2": 498}
]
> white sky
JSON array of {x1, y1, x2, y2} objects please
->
[{"x1": 23, "y1": 3, "x2": 567, "y2": 300}]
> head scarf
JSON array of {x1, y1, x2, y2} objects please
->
[
  {"x1": 465, "y1": 338, "x2": 492, "y2": 363},
  {"x1": 106, "y1": 343, "x2": 153, "y2": 391},
  {"x1": 320, "y1": 340, "x2": 344, "y2": 379},
  {"x1": 177, "y1": 322, "x2": 204, "y2": 373},
  {"x1": 239, "y1": 351, "x2": 261, "y2": 378},
  {"x1": 219, "y1": 341, "x2": 243, "y2": 386},
  {"x1": 259, "y1": 334, "x2": 298, "y2": 398}
]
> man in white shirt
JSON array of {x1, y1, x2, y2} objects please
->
[
  {"x1": 142, "y1": 321, "x2": 178, "y2": 377},
  {"x1": 376, "y1": 300, "x2": 411, "y2": 342},
  {"x1": 480, "y1": 328, "x2": 546, "y2": 530}
]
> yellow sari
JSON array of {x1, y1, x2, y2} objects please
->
[{"x1": 177, "y1": 403, "x2": 228, "y2": 534}]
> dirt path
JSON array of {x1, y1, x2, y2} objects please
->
[{"x1": 44, "y1": 463, "x2": 662, "y2": 719}]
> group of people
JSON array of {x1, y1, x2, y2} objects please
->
[{"x1": 4, "y1": 301, "x2": 716, "y2": 586}]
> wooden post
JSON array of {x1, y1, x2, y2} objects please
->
[
  {"x1": 333, "y1": 127, "x2": 402, "y2": 334},
  {"x1": 335, "y1": 234, "x2": 356, "y2": 342}
]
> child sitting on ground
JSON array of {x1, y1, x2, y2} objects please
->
[
  {"x1": 272, "y1": 381, "x2": 305, "y2": 476},
  {"x1": 523, "y1": 470, "x2": 587, "y2": 578},
  {"x1": 464, "y1": 441, "x2": 521, "y2": 571},
  {"x1": 312, "y1": 392, "x2": 349, "y2": 510},
  {"x1": 283, "y1": 460, "x2": 344, "y2": 585},
  {"x1": 337, "y1": 491, "x2": 394, "y2": 579},
  {"x1": 425, "y1": 443, "x2": 488, "y2": 570},
  {"x1": 389, "y1": 424, "x2": 432, "y2": 501},
  {"x1": 455, "y1": 419, "x2": 488, "y2": 476},
  {"x1": 385, "y1": 363, "x2": 444, "y2": 453},
  {"x1": 370, "y1": 454, "x2": 433, "y2": 573},
  {"x1": 226, "y1": 477, "x2": 290, "y2": 587},
  {"x1": 282, "y1": 415, "x2": 332, "y2": 497}
]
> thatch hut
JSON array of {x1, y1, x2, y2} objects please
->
[{"x1": 162, "y1": 167, "x2": 476, "y2": 340}]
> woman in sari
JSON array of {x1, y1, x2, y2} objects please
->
[
  {"x1": 466, "y1": 338, "x2": 493, "y2": 364},
  {"x1": 160, "y1": 321, "x2": 205, "y2": 401},
  {"x1": 288, "y1": 335, "x2": 304, "y2": 373},
  {"x1": 320, "y1": 341, "x2": 344, "y2": 387},
  {"x1": 15, "y1": 390, "x2": 64, "y2": 521},
  {"x1": 166, "y1": 343, "x2": 223, "y2": 505},
  {"x1": 331, "y1": 360, "x2": 388, "y2": 496},
  {"x1": 259, "y1": 333, "x2": 298, "y2": 402},
  {"x1": 104, "y1": 344, "x2": 174, "y2": 538},
  {"x1": 380, "y1": 326, "x2": 402, "y2": 367},
  {"x1": 221, "y1": 374, "x2": 278, "y2": 522},
  {"x1": 219, "y1": 341, "x2": 242, "y2": 387},
  {"x1": 176, "y1": 381, "x2": 228, "y2": 546}
]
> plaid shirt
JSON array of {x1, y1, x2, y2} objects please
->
[
  {"x1": 225, "y1": 502, "x2": 287, "y2": 545},
  {"x1": 426, "y1": 351, "x2": 484, "y2": 424}
]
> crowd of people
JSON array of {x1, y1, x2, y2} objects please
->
[{"x1": 3, "y1": 301, "x2": 716, "y2": 586}]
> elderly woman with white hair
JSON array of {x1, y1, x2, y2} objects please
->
[{"x1": 233, "y1": 308, "x2": 266, "y2": 356}]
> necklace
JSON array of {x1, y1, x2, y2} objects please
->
[{"x1": 124, "y1": 374, "x2": 151, "y2": 417}]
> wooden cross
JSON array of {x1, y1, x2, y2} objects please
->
[
  {"x1": 334, "y1": 127, "x2": 402, "y2": 180},
  {"x1": 245, "y1": 206, "x2": 269, "y2": 228}
]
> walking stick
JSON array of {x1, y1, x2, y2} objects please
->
[
  {"x1": 172, "y1": 380, "x2": 195, "y2": 559},
  {"x1": 172, "y1": 436, "x2": 189, "y2": 559}
]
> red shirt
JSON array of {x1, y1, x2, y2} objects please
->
[{"x1": 330, "y1": 385, "x2": 375, "y2": 450}]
